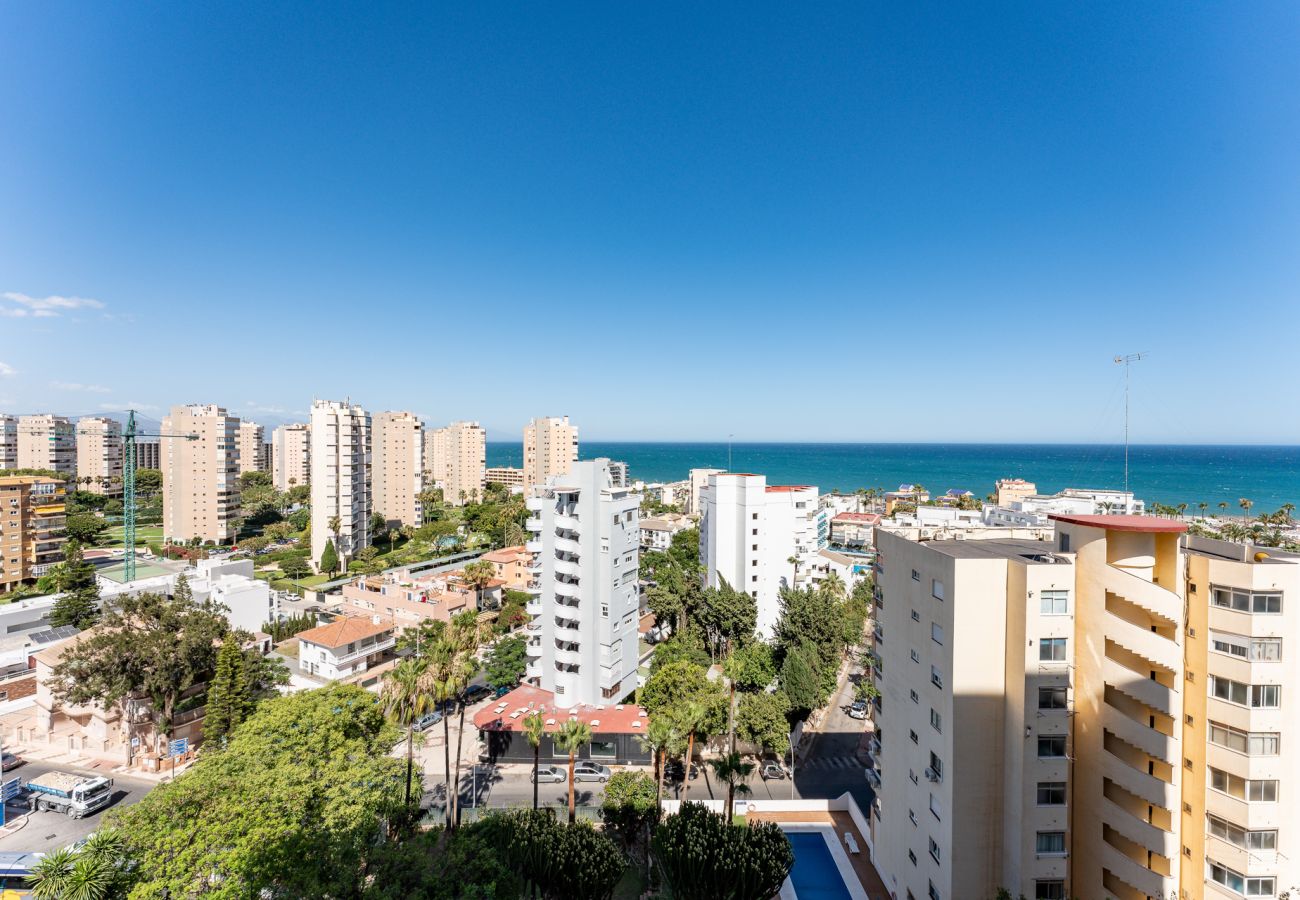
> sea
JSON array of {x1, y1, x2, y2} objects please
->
[{"x1": 485, "y1": 443, "x2": 1300, "y2": 511}]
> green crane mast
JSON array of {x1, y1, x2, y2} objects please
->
[{"x1": 122, "y1": 409, "x2": 197, "y2": 582}]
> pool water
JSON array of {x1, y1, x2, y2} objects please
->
[{"x1": 786, "y1": 831, "x2": 853, "y2": 900}]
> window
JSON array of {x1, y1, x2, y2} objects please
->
[
  {"x1": 1208, "y1": 815, "x2": 1277, "y2": 851},
  {"x1": 1210, "y1": 767, "x2": 1277, "y2": 802},
  {"x1": 1039, "y1": 590, "x2": 1068, "y2": 615},
  {"x1": 928, "y1": 836, "x2": 940, "y2": 863},
  {"x1": 929, "y1": 752, "x2": 942, "y2": 780},
  {"x1": 908, "y1": 849, "x2": 917, "y2": 865},
  {"x1": 1038, "y1": 735, "x2": 1066, "y2": 758},
  {"x1": 1212, "y1": 586, "x2": 1283, "y2": 614},
  {"x1": 930, "y1": 708, "x2": 942, "y2": 733},
  {"x1": 1035, "y1": 881, "x2": 1065, "y2": 900},
  {"x1": 1036, "y1": 782, "x2": 1066, "y2": 805},
  {"x1": 1035, "y1": 831, "x2": 1066, "y2": 855},
  {"x1": 601, "y1": 603, "x2": 609, "y2": 618},
  {"x1": 929, "y1": 793, "x2": 940, "y2": 821},
  {"x1": 1252, "y1": 637, "x2": 1282, "y2": 661},
  {"x1": 911, "y1": 649, "x2": 920, "y2": 663},
  {"x1": 1208, "y1": 722, "x2": 1279, "y2": 756},
  {"x1": 910, "y1": 730, "x2": 919, "y2": 745},
  {"x1": 909, "y1": 809, "x2": 918, "y2": 826},
  {"x1": 1058, "y1": 533, "x2": 1070, "y2": 553},
  {"x1": 929, "y1": 623, "x2": 943, "y2": 645},
  {"x1": 931, "y1": 579, "x2": 945, "y2": 600},
  {"x1": 911, "y1": 569, "x2": 920, "y2": 581},
  {"x1": 1209, "y1": 861, "x2": 1275, "y2": 897},
  {"x1": 1209, "y1": 676, "x2": 1280, "y2": 708},
  {"x1": 910, "y1": 689, "x2": 919, "y2": 704},
  {"x1": 931, "y1": 665, "x2": 943, "y2": 689},
  {"x1": 1038, "y1": 686, "x2": 1068, "y2": 710},
  {"x1": 911, "y1": 609, "x2": 920, "y2": 622},
  {"x1": 928, "y1": 881, "x2": 940, "y2": 900},
  {"x1": 1039, "y1": 638, "x2": 1067, "y2": 662},
  {"x1": 1252, "y1": 684, "x2": 1281, "y2": 708}
]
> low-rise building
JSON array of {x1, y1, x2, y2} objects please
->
[
  {"x1": 474, "y1": 683, "x2": 651, "y2": 765},
  {"x1": 639, "y1": 513, "x2": 693, "y2": 551},
  {"x1": 295, "y1": 616, "x2": 396, "y2": 683},
  {"x1": 883, "y1": 484, "x2": 930, "y2": 515},
  {"x1": 0, "y1": 475, "x2": 67, "y2": 592},
  {"x1": 830, "y1": 512, "x2": 880, "y2": 548},
  {"x1": 337, "y1": 572, "x2": 476, "y2": 630},
  {"x1": 983, "y1": 487, "x2": 1146, "y2": 528},
  {"x1": 485, "y1": 466, "x2": 526, "y2": 492},
  {"x1": 480, "y1": 546, "x2": 534, "y2": 590},
  {"x1": 995, "y1": 477, "x2": 1037, "y2": 507}
]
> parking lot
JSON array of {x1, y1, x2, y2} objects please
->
[{"x1": 0, "y1": 760, "x2": 154, "y2": 854}]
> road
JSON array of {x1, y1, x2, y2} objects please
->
[
  {"x1": 795, "y1": 660, "x2": 875, "y2": 813},
  {"x1": 0, "y1": 761, "x2": 154, "y2": 854}
]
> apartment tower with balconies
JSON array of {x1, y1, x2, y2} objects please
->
[
  {"x1": 310, "y1": 399, "x2": 371, "y2": 568},
  {"x1": 272, "y1": 423, "x2": 310, "y2": 491},
  {"x1": 17, "y1": 414, "x2": 76, "y2": 477},
  {"x1": 75, "y1": 416, "x2": 124, "y2": 495},
  {"x1": 423, "y1": 420, "x2": 485, "y2": 507},
  {"x1": 522, "y1": 416, "x2": 578, "y2": 489},
  {"x1": 0, "y1": 475, "x2": 67, "y2": 591},
  {"x1": 237, "y1": 421, "x2": 267, "y2": 474},
  {"x1": 0, "y1": 416, "x2": 17, "y2": 469},
  {"x1": 371, "y1": 411, "x2": 423, "y2": 527},
  {"x1": 161, "y1": 404, "x2": 242, "y2": 544}
]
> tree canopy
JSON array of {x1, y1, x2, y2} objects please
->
[
  {"x1": 484, "y1": 634, "x2": 528, "y2": 691},
  {"x1": 653, "y1": 802, "x2": 793, "y2": 900},
  {"x1": 48, "y1": 540, "x2": 101, "y2": 630}
]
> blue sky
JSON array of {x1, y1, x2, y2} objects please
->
[{"x1": 1, "y1": 3, "x2": 1297, "y2": 442}]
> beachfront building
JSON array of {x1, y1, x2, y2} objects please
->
[
  {"x1": 640, "y1": 513, "x2": 693, "y2": 552},
  {"x1": 0, "y1": 416, "x2": 16, "y2": 469},
  {"x1": 236, "y1": 421, "x2": 266, "y2": 474},
  {"x1": 371, "y1": 411, "x2": 423, "y2": 527},
  {"x1": 996, "y1": 478, "x2": 1038, "y2": 506},
  {"x1": 271, "y1": 423, "x2": 310, "y2": 491},
  {"x1": 983, "y1": 488, "x2": 1146, "y2": 528},
  {"x1": 161, "y1": 404, "x2": 242, "y2": 544},
  {"x1": 830, "y1": 512, "x2": 880, "y2": 549},
  {"x1": 17, "y1": 414, "x2": 76, "y2": 477},
  {"x1": 486, "y1": 466, "x2": 525, "y2": 492},
  {"x1": 699, "y1": 472, "x2": 823, "y2": 637},
  {"x1": 424, "y1": 420, "x2": 486, "y2": 506},
  {"x1": 688, "y1": 467, "x2": 724, "y2": 515},
  {"x1": 310, "y1": 399, "x2": 371, "y2": 568},
  {"x1": 524, "y1": 458, "x2": 639, "y2": 707},
  {"x1": 522, "y1": 416, "x2": 578, "y2": 489},
  {"x1": 74, "y1": 417, "x2": 123, "y2": 495},
  {"x1": 0, "y1": 475, "x2": 67, "y2": 591},
  {"x1": 870, "y1": 514, "x2": 1188, "y2": 900}
]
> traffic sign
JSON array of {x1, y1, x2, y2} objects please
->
[
  {"x1": 169, "y1": 738, "x2": 188, "y2": 758},
  {"x1": 0, "y1": 778, "x2": 20, "y2": 802}
]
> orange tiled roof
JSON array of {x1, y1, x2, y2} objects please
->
[{"x1": 296, "y1": 616, "x2": 393, "y2": 649}]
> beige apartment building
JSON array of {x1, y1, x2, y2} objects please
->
[
  {"x1": 522, "y1": 415, "x2": 577, "y2": 489},
  {"x1": 161, "y1": 404, "x2": 241, "y2": 544},
  {"x1": 424, "y1": 420, "x2": 486, "y2": 506},
  {"x1": 75, "y1": 417, "x2": 124, "y2": 495},
  {"x1": 485, "y1": 466, "x2": 525, "y2": 491},
  {"x1": 310, "y1": 399, "x2": 370, "y2": 567},
  {"x1": 271, "y1": 423, "x2": 310, "y2": 491},
  {"x1": 996, "y1": 477, "x2": 1038, "y2": 507},
  {"x1": 0, "y1": 475, "x2": 67, "y2": 591},
  {"x1": 17, "y1": 414, "x2": 76, "y2": 477},
  {"x1": 237, "y1": 421, "x2": 266, "y2": 474},
  {"x1": 0, "y1": 415, "x2": 16, "y2": 469},
  {"x1": 371, "y1": 411, "x2": 423, "y2": 527}
]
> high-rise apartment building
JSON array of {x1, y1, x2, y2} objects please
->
[
  {"x1": 424, "y1": 420, "x2": 486, "y2": 506},
  {"x1": 75, "y1": 417, "x2": 124, "y2": 495},
  {"x1": 134, "y1": 439, "x2": 161, "y2": 471},
  {"x1": 0, "y1": 475, "x2": 67, "y2": 591},
  {"x1": 485, "y1": 466, "x2": 525, "y2": 491},
  {"x1": 236, "y1": 421, "x2": 267, "y2": 474},
  {"x1": 688, "y1": 467, "x2": 725, "y2": 515},
  {"x1": 17, "y1": 414, "x2": 76, "y2": 477},
  {"x1": 869, "y1": 514, "x2": 1195, "y2": 900},
  {"x1": 523, "y1": 459, "x2": 640, "y2": 708},
  {"x1": 699, "y1": 472, "x2": 822, "y2": 636},
  {"x1": 161, "y1": 404, "x2": 242, "y2": 544},
  {"x1": 310, "y1": 399, "x2": 371, "y2": 567},
  {"x1": 271, "y1": 423, "x2": 310, "y2": 491},
  {"x1": 522, "y1": 416, "x2": 577, "y2": 489},
  {"x1": 0, "y1": 416, "x2": 16, "y2": 469},
  {"x1": 371, "y1": 411, "x2": 423, "y2": 527}
]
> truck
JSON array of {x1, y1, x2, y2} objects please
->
[{"x1": 25, "y1": 771, "x2": 114, "y2": 818}]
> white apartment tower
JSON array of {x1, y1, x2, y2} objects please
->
[
  {"x1": 424, "y1": 420, "x2": 486, "y2": 507},
  {"x1": 523, "y1": 458, "x2": 640, "y2": 708},
  {"x1": 75, "y1": 417, "x2": 124, "y2": 495},
  {"x1": 271, "y1": 423, "x2": 311, "y2": 491},
  {"x1": 17, "y1": 414, "x2": 76, "y2": 477},
  {"x1": 0, "y1": 415, "x2": 16, "y2": 469},
  {"x1": 161, "y1": 404, "x2": 242, "y2": 543},
  {"x1": 310, "y1": 399, "x2": 371, "y2": 567},
  {"x1": 523, "y1": 416, "x2": 578, "y2": 489},
  {"x1": 236, "y1": 421, "x2": 267, "y2": 474},
  {"x1": 371, "y1": 411, "x2": 423, "y2": 527},
  {"x1": 698, "y1": 472, "x2": 821, "y2": 637}
]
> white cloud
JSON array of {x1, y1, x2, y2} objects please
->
[
  {"x1": 0, "y1": 361, "x2": 15, "y2": 377},
  {"x1": 241, "y1": 402, "x2": 290, "y2": 415},
  {"x1": 1, "y1": 292, "x2": 106, "y2": 318},
  {"x1": 51, "y1": 381, "x2": 112, "y2": 394}
]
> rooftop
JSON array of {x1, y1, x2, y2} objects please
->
[
  {"x1": 1048, "y1": 513, "x2": 1186, "y2": 534},
  {"x1": 481, "y1": 546, "x2": 529, "y2": 563},
  {"x1": 766, "y1": 484, "x2": 813, "y2": 493},
  {"x1": 921, "y1": 537, "x2": 1067, "y2": 562},
  {"x1": 472, "y1": 684, "x2": 649, "y2": 735},
  {"x1": 296, "y1": 615, "x2": 393, "y2": 649},
  {"x1": 832, "y1": 512, "x2": 880, "y2": 524}
]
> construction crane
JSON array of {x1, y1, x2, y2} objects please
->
[{"x1": 122, "y1": 409, "x2": 197, "y2": 582}]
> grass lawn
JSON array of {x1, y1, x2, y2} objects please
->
[{"x1": 95, "y1": 524, "x2": 163, "y2": 548}]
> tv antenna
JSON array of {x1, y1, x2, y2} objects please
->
[{"x1": 1113, "y1": 353, "x2": 1144, "y2": 503}]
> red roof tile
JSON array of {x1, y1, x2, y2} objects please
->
[
  {"x1": 472, "y1": 684, "x2": 649, "y2": 735},
  {"x1": 1048, "y1": 514, "x2": 1187, "y2": 534},
  {"x1": 296, "y1": 616, "x2": 394, "y2": 649},
  {"x1": 833, "y1": 512, "x2": 880, "y2": 524},
  {"x1": 765, "y1": 485, "x2": 813, "y2": 493}
]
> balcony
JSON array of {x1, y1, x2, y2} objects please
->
[
  {"x1": 555, "y1": 646, "x2": 583, "y2": 666},
  {"x1": 1100, "y1": 835, "x2": 1170, "y2": 900},
  {"x1": 555, "y1": 536, "x2": 581, "y2": 556},
  {"x1": 554, "y1": 559, "x2": 580, "y2": 578},
  {"x1": 329, "y1": 635, "x2": 396, "y2": 666},
  {"x1": 525, "y1": 540, "x2": 543, "y2": 554},
  {"x1": 1101, "y1": 797, "x2": 1177, "y2": 859},
  {"x1": 525, "y1": 601, "x2": 542, "y2": 616},
  {"x1": 1102, "y1": 702, "x2": 1175, "y2": 764},
  {"x1": 525, "y1": 640, "x2": 542, "y2": 658},
  {"x1": 526, "y1": 517, "x2": 543, "y2": 532},
  {"x1": 1103, "y1": 655, "x2": 1175, "y2": 717},
  {"x1": 556, "y1": 514, "x2": 580, "y2": 532},
  {"x1": 554, "y1": 619, "x2": 582, "y2": 641},
  {"x1": 525, "y1": 662, "x2": 543, "y2": 679},
  {"x1": 555, "y1": 579, "x2": 580, "y2": 599}
]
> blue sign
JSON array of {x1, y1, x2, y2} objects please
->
[
  {"x1": 169, "y1": 738, "x2": 188, "y2": 758},
  {"x1": 0, "y1": 778, "x2": 20, "y2": 801}
]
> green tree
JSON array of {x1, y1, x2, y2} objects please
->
[
  {"x1": 640, "y1": 659, "x2": 716, "y2": 716},
  {"x1": 27, "y1": 828, "x2": 132, "y2": 900},
  {"x1": 383, "y1": 657, "x2": 432, "y2": 807},
  {"x1": 523, "y1": 711, "x2": 547, "y2": 811},
  {"x1": 203, "y1": 636, "x2": 252, "y2": 746},
  {"x1": 736, "y1": 690, "x2": 792, "y2": 754},
  {"x1": 48, "y1": 540, "x2": 101, "y2": 629},
  {"x1": 484, "y1": 634, "x2": 528, "y2": 691},
  {"x1": 63, "y1": 511, "x2": 109, "y2": 545},
  {"x1": 554, "y1": 718, "x2": 593, "y2": 823},
  {"x1": 463, "y1": 559, "x2": 496, "y2": 608},
  {"x1": 639, "y1": 716, "x2": 683, "y2": 807},
  {"x1": 134, "y1": 468, "x2": 162, "y2": 498},
  {"x1": 278, "y1": 555, "x2": 312, "y2": 581},
  {"x1": 653, "y1": 802, "x2": 794, "y2": 900},
  {"x1": 709, "y1": 751, "x2": 755, "y2": 815},
  {"x1": 107, "y1": 684, "x2": 404, "y2": 898},
  {"x1": 650, "y1": 627, "x2": 711, "y2": 672},
  {"x1": 319, "y1": 537, "x2": 340, "y2": 576},
  {"x1": 694, "y1": 577, "x2": 757, "y2": 658},
  {"x1": 779, "y1": 642, "x2": 822, "y2": 715},
  {"x1": 601, "y1": 769, "x2": 659, "y2": 871}
]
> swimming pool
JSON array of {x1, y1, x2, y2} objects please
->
[{"x1": 786, "y1": 831, "x2": 854, "y2": 900}]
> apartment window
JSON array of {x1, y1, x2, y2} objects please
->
[
  {"x1": 931, "y1": 665, "x2": 943, "y2": 689},
  {"x1": 1209, "y1": 862, "x2": 1275, "y2": 897},
  {"x1": 1208, "y1": 815, "x2": 1277, "y2": 851},
  {"x1": 1036, "y1": 782, "x2": 1066, "y2": 806},
  {"x1": 1252, "y1": 637, "x2": 1283, "y2": 661},
  {"x1": 910, "y1": 730, "x2": 919, "y2": 745},
  {"x1": 928, "y1": 881, "x2": 940, "y2": 900},
  {"x1": 930, "y1": 708, "x2": 942, "y2": 733},
  {"x1": 931, "y1": 579, "x2": 944, "y2": 600},
  {"x1": 1039, "y1": 590, "x2": 1068, "y2": 615},
  {"x1": 1037, "y1": 735, "x2": 1066, "y2": 758},
  {"x1": 1035, "y1": 832, "x2": 1066, "y2": 855},
  {"x1": 751, "y1": 544, "x2": 758, "y2": 551},
  {"x1": 1035, "y1": 881, "x2": 1065, "y2": 900},
  {"x1": 911, "y1": 609, "x2": 920, "y2": 622},
  {"x1": 908, "y1": 849, "x2": 917, "y2": 865},
  {"x1": 1210, "y1": 767, "x2": 1278, "y2": 802},
  {"x1": 1252, "y1": 684, "x2": 1281, "y2": 708},
  {"x1": 1039, "y1": 638, "x2": 1067, "y2": 662},
  {"x1": 752, "y1": 513, "x2": 758, "y2": 520},
  {"x1": 601, "y1": 603, "x2": 609, "y2": 618},
  {"x1": 910, "y1": 689, "x2": 919, "y2": 704},
  {"x1": 911, "y1": 569, "x2": 920, "y2": 582},
  {"x1": 929, "y1": 752, "x2": 942, "y2": 780},
  {"x1": 909, "y1": 809, "x2": 918, "y2": 826},
  {"x1": 928, "y1": 836, "x2": 940, "y2": 863},
  {"x1": 1213, "y1": 586, "x2": 1283, "y2": 614},
  {"x1": 1209, "y1": 675, "x2": 1280, "y2": 708},
  {"x1": 1208, "y1": 722, "x2": 1281, "y2": 756},
  {"x1": 910, "y1": 649, "x2": 921, "y2": 664},
  {"x1": 929, "y1": 793, "x2": 941, "y2": 821},
  {"x1": 931, "y1": 623, "x2": 944, "y2": 645},
  {"x1": 1038, "y1": 686, "x2": 1068, "y2": 710}
]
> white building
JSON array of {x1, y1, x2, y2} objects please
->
[
  {"x1": 983, "y1": 487, "x2": 1146, "y2": 527},
  {"x1": 295, "y1": 616, "x2": 396, "y2": 682},
  {"x1": 699, "y1": 472, "x2": 823, "y2": 637},
  {"x1": 271, "y1": 423, "x2": 310, "y2": 491},
  {"x1": 189, "y1": 558, "x2": 278, "y2": 635},
  {"x1": 522, "y1": 416, "x2": 578, "y2": 489},
  {"x1": 310, "y1": 399, "x2": 371, "y2": 568},
  {"x1": 639, "y1": 513, "x2": 693, "y2": 552},
  {"x1": 523, "y1": 459, "x2": 640, "y2": 708},
  {"x1": 688, "y1": 468, "x2": 724, "y2": 515}
]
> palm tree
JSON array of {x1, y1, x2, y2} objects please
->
[
  {"x1": 820, "y1": 570, "x2": 846, "y2": 602},
  {"x1": 388, "y1": 528, "x2": 400, "y2": 554},
  {"x1": 328, "y1": 514, "x2": 342, "y2": 549},
  {"x1": 709, "y1": 751, "x2": 755, "y2": 816},
  {"x1": 421, "y1": 641, "x2": 458, "y2": 828},
  {"x1": 463, "y1": 560, "x2": 496, "y2": 609},
  {"x1": 1218, "y1": 501, "x2": 1229, "y2": 517},
  {"x1": 447, "y1": 612, "x2": 485, "y2": 826},
  {"x1": 554, "y1": 718, "x2": 593, "y2": 823},
  {"x1": 639, "y1": 717, "x2": 681, "y2": 808},
  {"x1": 676, "y1": 700, "x2": 706, "y2": 805},
  {"x1": 1176, "y1": 503, "x2": 1188, "y2": 520},
  {"x1": 1281, "y1": 503, "x2": 1296, "y2": 525},
  {"x1": 523, "y1": 711, "x2": 547, "y2": 810},
  {"x1": 383, "y1": 657, "x2": 431, "y2": 807},
  {"x1": 1198, "y1": 502, "x2": 1208, "y2": 520},
  {"x1": 1239, "y1": 498, "x2": 1254, "y2": 525},
  {"x1": 28, "y1": 829, "x2": 128, "y2": 900}
]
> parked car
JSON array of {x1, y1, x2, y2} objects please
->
[
  {"x1": 493, "y1": 685, "x2": 511, "y2": 699},
  {"x1": 1, "y1": 751, "x2": 22, "y2": 771},
  {"x1": 760, "y1": 762, "x2": 787, "y2": 780},
  {"x1": 462, "y1": 684, "x2": 492, "y2": 704},
  {"x1": 412, "y1": 711, "x2": 443, "y2": 732},
  {"x1": 532, "y1": 765, "x2": 566, "y2": 784},
  {"x1": 572, "y1": 761, "x2": 612, "y2": 783},
  {"x1": 663, "y1": 760, "x2": 699, "y2": 782},
  {"x1": 848, "y1": 700, "x2": 869, "y2": 720}
]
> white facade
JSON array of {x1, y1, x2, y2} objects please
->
[
  {"x1": 984, "y1": 488, "x2": 1146, "y2": 527},
  {"x1": 271, "y1": 423, "x2": 310, "y2": 491},
  {"x1": 17, "y1": 414, "x2": 76, "y2": 476},
  {"x1": 688, "y1": 468, "x2": 724, "y2": 515},
  {"x1": 523, "y1": 459, "x2": 640, "y2": 708},
  {"x1": 699, "y1": 473, "x2": 822, "y2": 637},
  {"x1": 310, "y1": 399, "x2": 371, "y2": 567},
  {"x1": 191, "y1": 558, "x2": 278, "y2": 635},
  {"x1": 74, "y1": 417, "x2": 123, "y2": 494}
]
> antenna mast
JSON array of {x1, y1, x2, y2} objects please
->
[{"x1": 1113, "y1": 353, "x2": 1143, "y2": 505}]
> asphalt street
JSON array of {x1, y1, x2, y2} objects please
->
[{"x1": 0, "y1": 760, "x2": 154, "y2": 854}]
